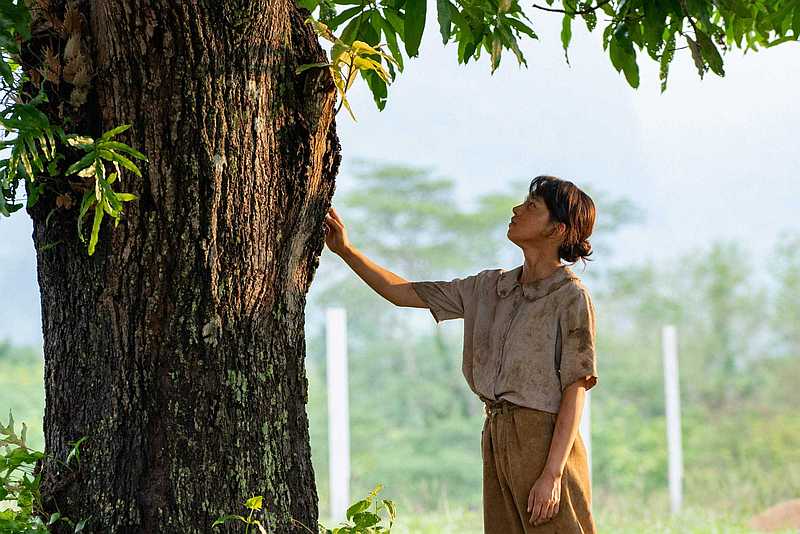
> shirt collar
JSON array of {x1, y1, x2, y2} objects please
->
[{"x1": 496, "y1": 264, "x2": 577, "y2": 300}]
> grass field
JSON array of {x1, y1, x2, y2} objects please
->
[{"x1": 320, "y1": 501, "x2": 799, "y2": 533}]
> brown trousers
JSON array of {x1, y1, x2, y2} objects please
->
[{"x1": 482, "y1": 399, "x2": 596, "y2": 533}]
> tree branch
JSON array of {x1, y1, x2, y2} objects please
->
[{"x1": 531, "y1": 0, "x2": 612, "y2": 16}]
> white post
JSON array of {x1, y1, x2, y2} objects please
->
[
  {"x1": 662, "y1": 324, "x2": 683, "y2": 514},
  {"x1": 579, "y1": 390, "x2": 592, "y2": 485},
  {"x1": 326, "y1": 308, "x2": 350, "y2": 522}
]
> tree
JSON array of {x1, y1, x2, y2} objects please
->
[{"x1": 0, "y1": 0, "x2": 796, "y2": 531}]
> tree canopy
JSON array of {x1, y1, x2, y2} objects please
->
[
  {"x1": 297, "y1": 0, "x2": 800, "y2": 116},
  {"x1": 1, "y1": 0, "x2": 798, "y2": 253}
]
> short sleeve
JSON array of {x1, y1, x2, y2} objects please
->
[
  {"x1": 557, "y1": 288, "x2": 598, "y2": 392},
  {"x1": 411, "y1": 273, "x2": 480, "y2": 324}
]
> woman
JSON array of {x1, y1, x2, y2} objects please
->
[{"x1": 323, "y1": 175, "x2": 598, "y2": 533}]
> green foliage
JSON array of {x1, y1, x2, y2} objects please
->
[
  {"x1": 213, "y1": 484, "x2": 396, "y2": 533},
  {"x1": 65, "y1": 125, "x2": 147, "y2": 256},
  {"x1": 0, "y1": 84, "x2": 63, "y2": 217},
  {"x1": 0, "y1": 0, "x2": 147, "y2": 257},
  {"x1": 300, "y1": 0, "x2": 800, "y2": 115},
  {"x1": 0, "y1": 411, "x2": 90, "y2": 533}
]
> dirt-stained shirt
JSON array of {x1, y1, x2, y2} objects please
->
[{"x1": 411, "y1": 264, "x2": 598, "y2": 414}]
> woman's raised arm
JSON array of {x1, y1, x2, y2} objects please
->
[{"x1": 324, "y1": 207, "x2": 427, "y2": 309}]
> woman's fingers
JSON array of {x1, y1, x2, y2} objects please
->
[
  {"x1": 325, "y1": 212, "x2": 341, "y2": 230},
  {"x1": 533, "y1": 501, "x2": 548, "y2": 525},
  {"x1": 539, "y1": 498, "x2": 559, "y2": 524},
  {"x1": 543, "y1": 500, "x2": 556, "y2": 523},
  {"x1": 531, "y1": 497, "x2": 544, "y2": 524}
]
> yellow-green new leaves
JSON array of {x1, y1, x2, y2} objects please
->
[
  {"x1": 299, "y1": 17, "x2": 400, "y2": 120},
  {"x1": 67, "y1": 124, "x2": 147, "y2": 256}
]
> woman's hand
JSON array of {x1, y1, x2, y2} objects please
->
[
  {"x1": 527, "y1": 469, "x2": 562, "y2": 526},
  {"x1": 324, "y1": 206, "x2": 352, "y2": 256}
]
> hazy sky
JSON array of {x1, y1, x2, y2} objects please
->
[{"x1": 2, "y1": 9, "x2": 798, "y2": 346}]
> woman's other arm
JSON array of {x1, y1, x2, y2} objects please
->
[
  {"x1": 527, "y1": 380, "x2": 590, "y2": 526},
  {"x1": 324, "y1": 207, "x2": 427, "y2": 308}
]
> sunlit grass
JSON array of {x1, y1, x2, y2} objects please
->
[{"x1": 320, "y1": 495, "x2": 798, "y2": 534}]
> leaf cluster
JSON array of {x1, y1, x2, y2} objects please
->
[
  {"x1": 298, "y1": 0, "x2": 800, "y2": 114},
  {"x1": 0, "y1": 411, "x2": 90, "y2": 534},
  {"x1": 212, "y1": 483, "x2": 396, "y2": 534},
  {"x1": 0, "y1": 0, "x2": 148, "y2": 256}
]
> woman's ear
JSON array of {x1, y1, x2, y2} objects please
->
[{"x1": 547, "y1": 221, "x2": 567, "y2": 242}]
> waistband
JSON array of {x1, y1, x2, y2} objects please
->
[{"x1": 482, "y1": 397, "x2": 521, "y2": 417}]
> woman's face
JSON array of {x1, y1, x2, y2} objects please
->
[{"x1": 507, "y1": 193, "x2": 563, "y2": 247}]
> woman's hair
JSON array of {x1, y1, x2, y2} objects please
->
[{"x1": 528, "y1": 175, "x2": 595, "y2": 266}]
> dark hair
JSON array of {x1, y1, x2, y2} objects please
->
[{"x1": 528, "y1": 175, "x2": 595, "y2": 266}]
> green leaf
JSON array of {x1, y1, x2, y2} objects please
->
[
  {"x1": 376, "y1": 13, "x2": 404, "y2": 71},
  {"x1": 24, "y1": 136, "x2": 44, "y2": 173},
  {"x1": 100, "y1": 124, "x2": 131, "y2": 141},
  {"x1": 65, "y1": 152, "x2": 97, "y2": 176},
  {"x1": 346, "y1": 499, "x2": 370, "y2": 520},
  {"x1": 404, "y1": 0, "x2": 427, "y2": 57},
  {"x1": 212, "y1": 514, "x2": 247, "y2": 527},
  {"x1": 384, "y1": 6, "x2": 405, "y2": 36},
  {"x1": 97, "y1": 149, "x2": 142, "y2": 177},
  {"x1": 339, "y1": 11, "x2": 364, "y2": 44},
  {"x1": 695, "y1": 29, "x2": 725, "y2": 76},
  {"x1": 97, "y1": 140, "x2": 147, "y2": 160},
  {"x1": 580, "y1": 5, "x2": 597, "y2": 32},
  {"x1": 382, "y1": 499, "x2": 397, "y2": 520},
  {"x1": 77, "y1": 190, "x2": 95, "y2": 243},
  {"x1": 490, "y1": 29, "x2": 502, "y2": 72},
  {"x1": 328, "y1": 5, "x2": 363, "y2": 30},
  {"x1": 88, "y1": 203, "x2": 104, "y2": 256},
  {"x1": 353, "y1": 511, "x2": 381, "y2": 528},
  {"x1": 504, "y1": 16, "x2": 537, "y2": 40},
  {"x1": 19, "y1": 150, "x2": 33, "y2": 180},
  {"x1": 359, "y1": 11, "x2": 381, "y2": 45},
  {"x1": 67, "y1": 436, "x2": 90, "y2": 465},
  {"x1": 561, "y1": 13, "x2": 573, "y2": 65},
  {"x1": 659, "y1": 32, "x2": 676, "y2": 93},
  {"x1": 65, "y1": 134, "x2": 94, "y2": 148},
  {"x1": 609, "y1": 25, "x2": 640, "y2": 88},
  {"x1": 436, "y1": 0, "x2": 452, "y2": 44},
  {"x1": 296, "y1": 61, "x2": 330, "y2": 75},
  {"x1": 685, "y1": 35, "x2": 705, "y2": 77},
  {"x1": 25, "y1": 181, "x2": 43, "y2": 208},
  {"x1": 360, "y1": 68, "x2": 388, "y2": 110},
  {"x1": 0, "y1": 59, "x2": 14, "y2": 86},
  {"x1": 74, "y1": 516, "x2": 91, "y2": 533},
  {"x1": 497, "y1": 22, "x2": 527, "y2": 67}
]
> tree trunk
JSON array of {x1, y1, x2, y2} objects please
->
[{"x1": 26, "y1": 1, "x2": 340, "y2": 532}]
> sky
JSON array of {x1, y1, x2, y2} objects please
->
[{"x1": 1, "y1": 8, "x2": 798, "y2": 347}]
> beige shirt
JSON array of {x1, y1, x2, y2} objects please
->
[{"x1": 411, "y1": 264, "x2": 598, "y2": 414}]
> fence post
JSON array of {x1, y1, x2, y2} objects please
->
[
  {"x1": 326, "y1": 307, "x2": 350, "y2": 521},
  {"x1": 662, "y1": 324, "x2": 683, "y2": 514}
]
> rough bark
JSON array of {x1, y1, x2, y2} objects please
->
[{"x1": 26, "y1": 1, "x2": 340, "y2": 532}]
